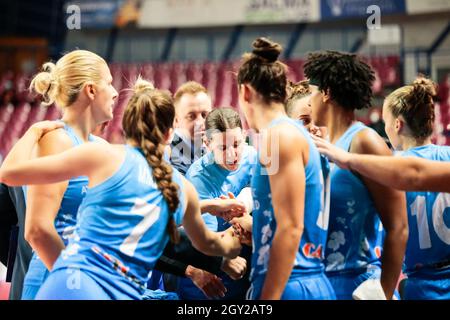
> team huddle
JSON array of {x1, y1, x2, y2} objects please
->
[{"x1": 0, "y1": 37, "x2": 449, "y2": 300}]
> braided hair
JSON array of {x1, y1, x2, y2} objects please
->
[{"x1": 122, "y1": 77, "x2": 180, "y2": 243}]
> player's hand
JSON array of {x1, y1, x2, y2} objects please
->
[
  {"x1": 207, "y1": 194, "x2": 246, "y2": 220},
  {"x1": 28, "y1": 121, "x2": 64, "y2": 142},
  {"x1": 309, "y1": 125, "x2": 327, "y2": 138},
  {"x1": 185, "y1": 265, "x2": 226, "y2": 299},
  {"x1": 230, "y1": 214, "x2": 253, "y2": 246},
  {"x1": 221, "y1": 256, "x2": 247, "y2": 280},
  {"x1": 311, "y1": 135, "x2": 352, "y2": 169}
]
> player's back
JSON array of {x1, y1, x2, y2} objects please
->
[
  {"x1": 251, "y1": 116, "x2": 327, "y2": 280},
  {"x1": 401, "y1": 144, "x2": 450, "y2": 275},
  {"x1": 52, "y1": 145, "x2": 185, "y2": 299}
]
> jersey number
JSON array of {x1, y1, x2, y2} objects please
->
[
  {"x1": 410, "y1": 193, "x2": 450, "y2": 249},
  {"x1": 120, "y1": 199, "x2": 161, "y2": 257},
  {"x1": 316, "y1": 171, "x2": 331, "y2": 230}
]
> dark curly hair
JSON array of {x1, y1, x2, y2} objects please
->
[{"x1": 303, "y1": 50, "x2": 375, "y2": 110}]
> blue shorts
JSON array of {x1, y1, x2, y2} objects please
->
[
  {"x1": 21, "y1": 253, "x2": 50, "y2": 300},
  {"x1": 36, "y1": 265, "x2": 144, "y2": 300},
  {"x1": 327, "y1": 267, "x2": 382, "y2": 300},
  {"x1": 248, "y1": 272, "x2": 336, "y2": 300},
  {"x1": 36, "y1": 268, "x2": 113, "y2": 300},
  {"x1": 402, "y1": 271, "x2": 450, "y2": 300}
]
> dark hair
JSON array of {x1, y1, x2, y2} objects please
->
[
  {"x1": 286, "y1": 80, "x2": 311, "y2": 116},
  {"x1": 237, "y1": 37, "x2": 288, "y2": 104},
  {"x1": 303, "y1": 50, "x2": 375, "y2": 110},
  {"x1": 386, "y1": 76, "x2": 437, "y2": 139},
  {"x1": 122, "y1": 77, "x2": 180, "y2": 244},
  {"x1": 205, "y1": 107, "x2": 242, "y2": 139}
]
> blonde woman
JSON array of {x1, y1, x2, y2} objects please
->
[{"x1": 20, "y1": 50, "x2": 118, "y2": 299}]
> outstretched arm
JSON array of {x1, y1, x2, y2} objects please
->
[
  {"x1": 313, "y1": 135, "x2": 450, "y2": 192},
  {"x1": 0, "y1": 122, "x2": 116, "y2": 186},
  {"x1": 182, "y1": 177, "x2": 241, "y2": 259}
]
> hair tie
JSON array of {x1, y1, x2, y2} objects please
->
[{"x1": 252, "y1": 49, "x2": 278, "y2": 62}]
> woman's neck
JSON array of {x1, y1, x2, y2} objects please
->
[
  {"x1": 61, "y1": 101, "x2": 96, "y2": 142},
  {"x1": 325, "y1": 104, "x2": 356, "y2": 144},
  {"x1": 252, "y1": 102, "x2": 287, "y2": 132},
  {"x1": 401, "y1": 136, "x2": 432, "y2": 151}
]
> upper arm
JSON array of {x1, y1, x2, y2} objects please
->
[
  {"x1": 181, "y1": 177, "x2": 213, "y2": 249},
  {"x1": 351, "y1": 129, "x2": 406, "y2": 230},
  {"x1": 267, "y1": 126, "x2": 307, "y2": 230},
  {"x1": 26, "y1": 130, "x2": 73, "y2": 226}
]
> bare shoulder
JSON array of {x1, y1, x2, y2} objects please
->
[
  {"x1": 37, "y1": 128, "x2": 74, "y2": 155},
  {"x1": 351, "y1": 127, "x2": 391, "y2": 156},
  {"x1": 267, "y1": 123, "x2": 308, "y2": 159}
]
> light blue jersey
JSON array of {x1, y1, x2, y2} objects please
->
[
  {"x1": 325, "y1": 122, "x2": 385, "y2": 299},
  {"x1": 250, "y1": 117, "x2": 333, "y2": 300},
  {"x1": 36, "y1": 145, "x2": 185, "y2": 300},
  {"x1": 177, "y1": 145, "x2": 256, "y2": 300},
  {"x1": 401, "y1": 144, "x2": 450, "y2": 300},
  {"x1": 21, "y1": 123, "x2": 100, "y2": 300},
  {"x1": 186, "y1": 145, "x2": 257, "y2": 231}
]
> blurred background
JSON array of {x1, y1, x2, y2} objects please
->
[{"x1": 0, "y1": 0, "x2": 449, "y2": 163}]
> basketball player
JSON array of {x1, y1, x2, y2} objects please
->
[
  {"x1": 234, "y1": 37, "x2": 335, "y2": 300},
  {"x1": 303, "y1": 50, "x2": 408, "y2": 300},
  {"x1": 21, "y1": 50, "x2": 117, "y2": 299},
  {"x1": 315, "y1": 77, "x2": 450, "y2": 299},
  {"x1": 177, "y1": 107, "x2": 255, "y2": 300},
  {"x1": 0, "y1": 78, "x2": 241, "y2": 299}
]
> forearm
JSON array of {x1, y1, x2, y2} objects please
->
[
  {"x1": 154, "y1": 255, "x2": 188, "y2": 277},
  {"x1": 379, "y1": 228, "x2": 407, "y2": 299},
  {"x1": 260, "y1": 227, "x2": 302, "y2": 299},
  {"x1": 200, "y1": 199, "x2": 221, "y2": 214},
  {"x1": 195, "y1": 228, "x2": 240, "y2": 258},
  {"x1": 348, "y1": 155, "x2": 420, "y2": 191},
  {"x1": 159, "y1": 233, "x2": 223, "y2": 275}
]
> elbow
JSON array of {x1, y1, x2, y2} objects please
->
[
  {"x1": 411, "y1": 171, "x2": 425, "y2": 192},
  {"x1": 385, "y1": 222, "x2": 409, "y2": 247},
  {"x1": 292, "y1": 225, "x2": 304, "y2": 241},
  {"x1": 0, "y1": 168, "x2": 19, "y2": 186},
  {"x1": 279, "y1": 223, "x2": 304, "y2": 243},
  {"x1": 0, "y1": 169, "x2": 10, "y2": 185},
  {"x1": 403, "y1": 161, "x2": 423, "y2": 191},
  {"x1": 24, "y1": 223, "x2": 53, "y2": 248}
]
